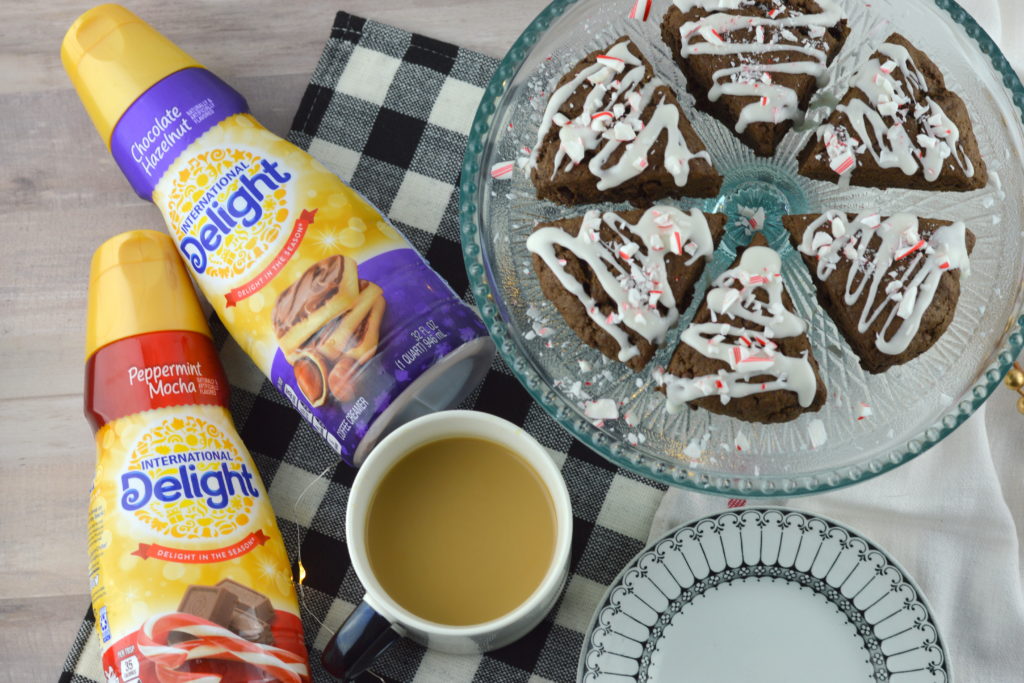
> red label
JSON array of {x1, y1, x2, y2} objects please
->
[
  {"x1": 131, "y1": 530, "x2": 270, "y2": 563},
  {"x1": 101, "y1": 609, "x2": 308, "y2": 683},
  {"x1": 225, "y1": 209, "x2": 316, "y2": 307},
  {"x1": 85, "y1": 331, "x2": 230, "y2": 432}
]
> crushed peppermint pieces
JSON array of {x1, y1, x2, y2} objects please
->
[
  {"x1": 861, "y1": 213, "x2": 881, "y2": 228},
  {"x1": 830, "y1": 150, "x2": 856, "y2": 175},
  {"x1": 628, "y1": 0, "x2": 652, "y2": 21},
  {"x1": 584, "y1": 398, "x2": 619, "y2": 421},
  {"x1": 739, "y1": 206, "x2": 766, "y2": 232},
  {"x1": 596, "y1": 55, "x2": 626, "y2": 72},
  {"x1": 734, "y1": 430, "x2": 750, "y2": 452},
  {"x1": 490, "y1": 161, "x2": 515, "y2": 179},
  {"x1": 671, "y1": 231, "x2": 684, "y2": 255},
  {"x1": 808, "y1": 418, "x2": 828, "y2": 448},
  {"x1": 618, "y1": 241, "x2": 640, "y2": 261},
  {"x1": 532, "y1": 321, "x2": 555, "y2": 338},
  {"x1": 683, "y1": 432, "x2": 710, "y2": 460},
  {"x1": 895, "y1": 239, "x2": 926, "y2": 261},
  {"x1": 700, "y1": 26, "x2": 725, "y2": 44}
]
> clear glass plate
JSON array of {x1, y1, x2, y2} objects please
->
[{"x1": 459, "y1": 0, "x2": 1024, "y2": 497}]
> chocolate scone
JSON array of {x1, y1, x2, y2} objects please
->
[
  {"x1": 798, "y1": 33, "x2": 987, "y2": 191},
  {"x1": 661, "y1": 0, "x2": 850, "y2": 157},
  {"x1": 527, "y1": 206, "x2": 726, "y2": 371},
  {"x1": 783, "y1": 211, "x2": 975, "y2": 373},
  {"x1": 660, "y1": 233, "x2": 827, "y2": 423},
  {"x1": 528, "y1": 36, "x2": 722, "y2": 207}
]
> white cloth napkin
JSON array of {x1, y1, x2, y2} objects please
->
[
  {"x1": 649, "y1": 2, "x2": 1024, "y2": 681},
  {"x1": 963, "y1": 0, "x2": 1024, "y2": 76}
]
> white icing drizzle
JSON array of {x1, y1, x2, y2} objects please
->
[
  {"x1": 671, "y1": 0, "x2": 845, "y2": 132},
  {"x1": 814, "y1": 40, "x2": 975, "y2": 182},
  {"x1": 526, "y1": 206, "x2": 716, "y2": 363},
  {"x1": 660, "y1": 245, "x2": 819, "y2": 411},
  {"x1": 528, "y1": 40, "x2": 712, "y2": 190},
  {"x1": 797, "y1": 211, "x2": 971, "y2": 355}
]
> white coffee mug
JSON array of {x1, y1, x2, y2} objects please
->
[{"x1": 320, "y1": 410, "x2": 573, "y2": 680}]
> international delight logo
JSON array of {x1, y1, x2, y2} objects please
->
[
  {"x1": 116, "y1": 415, "x2": 269, "y2": 561},
  {"x1": 119, "y1": 450, "x2": 259, "y2": 512},
  {"x1": 168, "y1": 147, "x2": 318, "y2": 308},
  {"x1": 119, "y1": 447, "x2": 269, "y2": 562},
  {"x1": 177, "y1": 157, "x2": 293, "y2": 274}
]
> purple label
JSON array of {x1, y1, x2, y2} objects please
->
[
  {"x1": 270, "y1": 248, "x2": 489, "y2": 464},
  {"x1": 110, "y1": 68, "x2": 248, "y2": 200}
]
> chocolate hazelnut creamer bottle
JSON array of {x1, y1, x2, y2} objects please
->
[
  {"x1": 65, "y1": 5, "x2": 495, "y2": 466},
  {"x1": 84, "y1": 230, "x2": 310, "y2": 682}
]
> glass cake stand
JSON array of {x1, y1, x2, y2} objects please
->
[{"x1": 459, "y1": 0, "x2": 1024, "y2": 496}]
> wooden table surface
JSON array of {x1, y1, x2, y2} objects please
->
[{"x1": 0, "y1": 1, "x2": 547, "y2": 679}]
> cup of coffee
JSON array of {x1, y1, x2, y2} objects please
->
[{"x1": 321, "y1": 410, "x2": 573, "y2": 680}]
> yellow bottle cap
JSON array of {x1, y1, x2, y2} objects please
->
[
  {"x1": 62, "y1": 4, "x2": 203, "y2": 148},
  {"x1": 86, "y1": 230, "x2": 210, "y2": 360}
]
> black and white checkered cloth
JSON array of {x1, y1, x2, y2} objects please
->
[{"x1": 60, "y1": 13, "x2": 668, "y2": 683}]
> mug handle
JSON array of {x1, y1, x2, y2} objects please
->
[{"x1": 321, "y1": 600, "x2": 402, "y2": 681}]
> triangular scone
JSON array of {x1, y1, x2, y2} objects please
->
[
  {"x1": 660, "y1": 234, "x2": 827, "y2": 423},
  {"x1": 661, "y1": 0, "x2": 850, "y2": 157},
  {"x1": 527, "y1": 206, "x2": 727, "y2": 371},
  {"x1": 798, "y1": 33, "x2": 987, "y2": 191},
  {"x1": 528, "y1": 37, "x2": 723, "y2": 207},
  {"x1": 783, "y1": 211, "x2": 975, "y2": 373}
]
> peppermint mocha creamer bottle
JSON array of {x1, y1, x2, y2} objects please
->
[
  {"x1": 65, "y1": 5, "x2": 494, "y2": 466},
  {"x1": 84, "y1": 230, "x2": 310, "y2": 682}
]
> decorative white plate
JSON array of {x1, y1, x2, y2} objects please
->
[{"x1": 578, "y1": 508, "x2": 949, "y2": 682}]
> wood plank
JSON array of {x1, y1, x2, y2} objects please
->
[
  {"x1": 1, "y1": 0, "x2": 544, "y2": 96},
  {"x1": 0, "y1": 594, "x2": 92, "y2": 683},
  {"x1": 0, "y1": 395, "x2": 94, "y2": 600}
]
